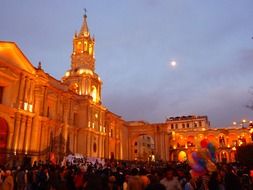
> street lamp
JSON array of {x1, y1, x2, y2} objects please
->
[
  {"x1": 242, "y1": 119, "x2": 247, "y2": 128},
  {"x1": 232, "y1": 119, "x2": 251, "y2": 128}
]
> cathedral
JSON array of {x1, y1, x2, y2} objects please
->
[{"x1": 0, "y1": 15, "x2": 252, "y2": 165}]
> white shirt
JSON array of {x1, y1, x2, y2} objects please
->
[{"x1": 160, "y1": 177, "x2": 182, "y2": 190}]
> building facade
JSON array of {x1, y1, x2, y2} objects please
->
[{"x1": 0, "y1": 15, "x2": 252, "y2": 165}]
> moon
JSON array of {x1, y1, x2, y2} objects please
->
[{"x1": 170, "y1": 60, "x2": 177, "y2": 67}]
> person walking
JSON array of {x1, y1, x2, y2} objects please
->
[{"x1": 2, "y1": 170, "x2": 14, "y2": 190}]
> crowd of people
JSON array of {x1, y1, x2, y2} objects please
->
[{"x1": 0, "y1": 159, "x2": 252, "y2": 190}]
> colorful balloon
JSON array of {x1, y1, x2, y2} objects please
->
[
  {"x1": 206, "y1": 160, "x2": 216, "y2": 172},
  {"x1": 200, "y1": 139, "x2": 209, "y2": 148}
]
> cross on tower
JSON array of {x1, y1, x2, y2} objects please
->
[{"x1": 83, "y1": 8, "x2": 87, "y2": 16}]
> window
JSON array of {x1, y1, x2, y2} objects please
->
[
  {"x1": 89, "y1": 44, "x2": 93, "y2": 55},
  {"x1": 182, "y1": 124, "x2": 185, "y2": 128},
  {"x1": 84, "y1": 41, "x2": 88, "y2": 51},
  {"x1": 134, "y1": 149, "x2": 138, "y2": 153},
  {"x1": 77, "y1": 41, "x2": 82, "y2": 52},
  {"x1": 175, "y1": 124, "x2": 178, "y2": 129},
  {"x1": 171, "y1": 124, "x2": 174, "y2": 129},
  {"x1": 91, "y1": 86, "x2": 97, "y2": 102},
  {"x1": 199, "y1": 121, "x2": 202, "y2": 127},
  {"x1": 187, "y1": 123, "x2": 190, "y2": 128},
  {"x1": 134, "y1": 142, "x2": 138, "y2": 146}
]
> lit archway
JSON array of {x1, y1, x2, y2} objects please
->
[
  {"x1": 178, "y1": 151, "x2": 187, "y2": 162},
  {"x1": 0, "y1": 117, "x2": 9, "y2": 163},
  {"x1": 133, "y1": 135, "x2": 155, "y2": 161},
  {"x1": 220, "y1": 151, "x2": 228, "y2": 163}
]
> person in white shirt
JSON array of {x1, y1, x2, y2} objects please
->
[{"x1": 160, "y1": 168, "x2": 182, "y2": 190}]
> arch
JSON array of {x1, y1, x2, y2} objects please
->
[
  {"x1": 228, "y1": 133, "x2": 237, "y2": 147},
  {"x1": 178, "y1": 151, "x2": 187, "y2": 162},
  {"x1": 230, "y1": 151, "x2": 236, "y2": 162},
  {"x1": 89, "y1": 44, "x2": 93, "y2": 55},
  {"x1": 84, "y1": 41, "x2": 88, "y2": 51},
  {"x1": 77, "y1": 41, "x2": 82, "y2": 52},
  {"x1": 218, "y1": 133, "x2": 226, "y2": 147},
  {"x1": 0, "y1": 117, "x2": 9, "y2": 163},
  {"x1": 220, "y1": 150, "x2": 228, "y2": 163},
  {"x1": 132, "y1": 134, "x2": 155, "y2": 161},
  {"x1": 187, "y1": 135, "x2": 195, "y2": 147},
  {"x1": 177, "y1": 135, "x2": 186, "y2": 147},
  {"x1": 91, "y1": 86, "x2": 97, "y2": 102}
]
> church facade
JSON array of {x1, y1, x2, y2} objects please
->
[{"x1": 0, "y1": 15, "x2": 252, "y2": 165}]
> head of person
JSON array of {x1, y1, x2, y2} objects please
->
[
  {"x1": 131, "y1": 168, "x2": 139, "y2": 176},
  {"x1": 165, "y1": 168, "x2": 174, "y2": 180},
  {"x1": 5, "y1": 170, "x2": 11, "y2": 176}
]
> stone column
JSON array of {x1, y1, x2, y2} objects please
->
[
  {"x1": 104, "y1": 131, "x2": 109, "y2": 159},
  {"x1": 62, "y1": 101, "x2": 70, "y2": 154},
  {"x1": 73, "y1": 130, "x2": 76, "y2": 153},
  {"x1": 28, "y1": 79, "x2": 35, "y2": 111},
  {"x1": 30, "y1": 86, "x2": 43, "y2": 151},
  {"x1": 101, "y1": 135, "x2": 104, "y2": 158},
  {"x1": 90, "y1": 133, "x2": 93, "y2": 157},
  {"x1": 24, "y1": 77, "x2": 30, "y2": 105},
  {"x1": 18, "y1": 115, "x2": 27, "y2": 151},
  {"x1": 39, "y1": 121, "x2": 45, "y2": 152},
  {"x1": 42, "y1": 124, "x2": 49, "y2": 151},
  {"x1": 82, "y1": 131, "x2": 87, "y2": 155},
  {"x1": 164, "y1": 134, "x2": 169, "y2": 161},
  {"x1": 42, "y1": 86, "x2": 48, "y2": 116},
  {"x1": 24, "y1": 116, "x2": 32, "y2": 152},
  {"x1": 17, "y1": 74, "x2": 26, "y2": 109},
  {"x1": 98, "y1": 135, "x2": 102, "y2": 158},
  {"x1": 86, "y1": 132, "x2": 91, "y2": 156},
  {"x1": 12, "y1": 113, "x2": 21, "y2": 151}
]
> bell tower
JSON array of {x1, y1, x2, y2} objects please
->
[
  {"x1": 72, "y1": 14, "x2": 95, "y2": 71},
  {"x1": 62, "y1": 14, "x2": 102, "y2": 104}
]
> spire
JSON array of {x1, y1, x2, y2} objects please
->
[{"x1": 79, "y1": 11, "x2": 89, "y2": 37}]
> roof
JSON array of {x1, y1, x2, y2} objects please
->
[
  {"x1": 0, "y1": 41, "x2": 36, "y2": 74},
  {"x1": 79, "y1": 15, "x2": 89, "y2": 37}
]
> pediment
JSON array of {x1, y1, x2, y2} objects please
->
[{"x1": 0, "y1": 41, "x2": 36, "y2": 74}]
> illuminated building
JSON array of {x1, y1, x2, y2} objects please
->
[{"x1": 0, "y1": 15, "x2": 252, "y2": 164}]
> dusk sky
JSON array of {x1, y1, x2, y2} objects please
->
[{"x1": 1, "y1": 1, "x2": 253, "y2": 127}]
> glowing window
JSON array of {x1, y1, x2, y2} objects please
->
[
  {"x1": 77, "y1": 41, "x2": 82, "y2": 51},
  {"x1": 84, "y1": 41, "x2": 88, "y2": 51},
  {"x1": 91, "y1": 86, "x2": 97, "y2": 102},
  {"x1": 89, "y1": 44, "x2": 93, "y2": 55}
]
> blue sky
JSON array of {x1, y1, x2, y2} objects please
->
[{"x1": 1, "y1": 0, "x2": 253, "y2": 127}]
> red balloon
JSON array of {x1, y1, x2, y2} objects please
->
[{"x1": 200, "y1": 139, "x2": 209, "y2": 148}]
